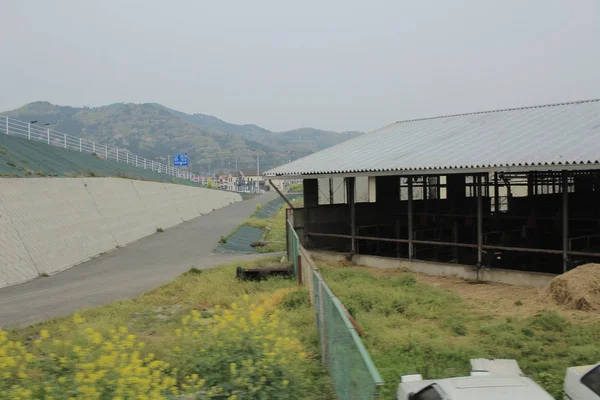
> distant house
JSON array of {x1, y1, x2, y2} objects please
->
[{"x1": 236, "y1": 168, "x2": 265, "y2": 193}]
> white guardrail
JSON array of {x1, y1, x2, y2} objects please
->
[{"x1": 1, "y1": 116, "x2": 200, "y2": 182}]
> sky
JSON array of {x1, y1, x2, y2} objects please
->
[{"x1": 1, "y1": 0, "x2": 600, "y2": 133}]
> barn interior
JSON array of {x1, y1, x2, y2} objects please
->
[{"x1": 292, "y1": 169, "x2": 600, "y2": 275}]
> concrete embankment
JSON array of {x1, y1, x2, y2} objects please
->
[{"x1": 0, "y1": 177, "x2": 241, "y2": 287}]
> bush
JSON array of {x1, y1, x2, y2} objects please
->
[
  {"x1": 171, "y1": 295, "x2": 310, "y2": 399},
  {"x1": 0, "y1": 314, "x2": 178, "y2": 399},
  {"x1": 0, "y1": 294, "x2": 315, "y2": 399}
]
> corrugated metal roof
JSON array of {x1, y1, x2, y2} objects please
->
[{"x1": 266, "y1": 99, "x2": 600, "y2": 177}]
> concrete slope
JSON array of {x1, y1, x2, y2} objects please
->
[{"x1": 0, "y1": 192, "x2": 278, "y2": 328}]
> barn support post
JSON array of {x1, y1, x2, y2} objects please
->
[
  {"x1": 346, "y1": 177, "x2": 356, "y2": 255},
  {"x1": 303, "y1": 179, "x2": 319, "y2": 247},
  {"x1": 477, "y1": 174, "x2": 483, "y2": 267},
  {"x1": 329, "y1": 177, "x2": 334, "y2": 204},
  {"x1": 408, "y1": 177, "x2": 414, "y2": 260},
  {"x1": 562, "y1": 171, "x2": 569, "y2": 273},
  {"x1": 493, "y1": 172, "x2": 500, "y2": 214}
]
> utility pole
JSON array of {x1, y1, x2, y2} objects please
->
[{"x1": 256, "y1": 150, "x2": 260, "y2": 194}]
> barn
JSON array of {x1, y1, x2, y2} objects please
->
[{"x1": 266, "y1": 99, "x2": 600, "y2": 286}]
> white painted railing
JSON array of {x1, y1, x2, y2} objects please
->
[{"x1": 1, "y1": 116, "x2": 200, "y2": 182}]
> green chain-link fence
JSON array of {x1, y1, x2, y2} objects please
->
[{"x1": 287, "y1": 220, "x2": 384, "y2": 399}]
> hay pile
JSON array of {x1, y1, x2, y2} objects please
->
[{"x1": 547, "y1": 263, "x2": 600, "y2": 311}]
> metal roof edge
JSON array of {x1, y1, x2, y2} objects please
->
[
  {"x1": 388, "y1": 98, "x2": 600, "y2": 126},
  {"x1": 266, "y1": 162, "x2": 600, "y2": 179}
]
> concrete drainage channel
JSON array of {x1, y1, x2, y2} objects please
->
[{"x1": 214, "y1": 194, "x2": 302, "y2": 255}]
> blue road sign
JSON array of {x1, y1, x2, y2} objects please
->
[{"x1": 173, "y1": 153, "x2": 188, "y2": 167}]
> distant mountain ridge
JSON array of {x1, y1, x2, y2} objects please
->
[{"x1": 1, "y1": 101, "x2": 363, "y2": 173}]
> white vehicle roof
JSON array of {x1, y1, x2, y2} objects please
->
[{"x1": 401, "y1": 376, "x2": 555, "y2": 400}]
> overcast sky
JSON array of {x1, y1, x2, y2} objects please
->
[{"x1": 1, "y1": 0, "x2": 599, "y2": 132}]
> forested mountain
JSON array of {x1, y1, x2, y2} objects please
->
[{"x1": 1, "y1": 101, "x2": 362, "y2": 173}]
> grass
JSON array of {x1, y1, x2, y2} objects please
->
[
  {"x1": 316, "y1": 262, "x2": 600, "y2": 399},
  {"x1": 240, "y1": 197, "x2": 303, "y2": 254},
  {"x1": 156, "y1": 227, "x2": 164, "y2": 233},
  {"x1": 6, "y1": 258, "x2": 334, "y2": 399}
]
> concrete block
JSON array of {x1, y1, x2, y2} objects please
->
[
  {"x1": 83, "y1": 178, "x2": 155, "y2": 246},
  {"x1": 133, "y1": 181, "x2": 182, "y2": 230},
  {"x1": 0, "y1": 194, "x2": 38, "y2": 287},
  {"x1": 0, "y1": 178, "x2": 116, "y2": 275}
]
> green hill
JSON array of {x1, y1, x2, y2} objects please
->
[{"x1": 1, "y1": 102, "x2": 363, "y2": 174}]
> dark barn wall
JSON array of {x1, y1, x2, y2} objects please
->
[{"x1": 298, "y1": 171, "x2": 600, "y2": 274}]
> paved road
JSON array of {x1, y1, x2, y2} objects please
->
[{"x1": 0, "y1": 192, "x2": 279, "y2": 328}]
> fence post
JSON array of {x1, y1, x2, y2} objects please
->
[
  {"x1": 93, "y1": 142, "x2": 96, "y2": 153},
  {"x1": 126, "y1": 152, "x2": 129, "y2": 164},
  {"x1": 297, "y1": 255, "x2": 303, "y2": 285},
  {"x1": 116, "y1": 149, "x2": 119, "y2": 162},
  {"x1": 5, "y1": 116, "x2": 8, "y2": 135},
  {"x1": 47, "y1": 128, "x2": 51, "y2": 144},
  {"x1": 28, "y1": 122, "x2": 31, "y2": 140},
  {"x1": 144, "y1": 159, "x2": 147, "y2": 169},
  {"x1": 135, "y1": 155, "x2": 138, "y2": 167},
  {"x1": 286, "y1": 214, "x2": 290, "y2": 260},
  {"x1": 105, "y1": 146, "x2": 108, "y2": 159},
  {"x1": 79, "y1": 137, "x2": 82, "y2": 151},
  {"x1": 318, "y1": 281, "x2": 327, "y2": 366},
  {"x1": 64, "y1": 134, "x2": 67, "y2": 148}
]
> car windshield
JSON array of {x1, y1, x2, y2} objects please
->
[
  {"x1": 410, "y1": 385, "x2": 444, "y2": 400},
  {"x1": 581, "y1": 365, "x2": 600, "y2": 396}
]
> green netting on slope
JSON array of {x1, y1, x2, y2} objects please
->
[
  {"x1": 214, "y1": 225, "x2": 264, "y2": 254},
  {"x1": 253, "y1": 194, "x2": 302, "y2": 219},
  {"x1": 0, "y1": 133, "x2": 200, "y2": 187}
]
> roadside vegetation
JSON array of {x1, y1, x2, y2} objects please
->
[
  {"x1": 317, "y1": 261, "x2": 600, "y2": 399},
  {"x1": 247, "y1": 198, "x2": 302, "y2": 253},
  {"x1": 220, "y1": 196, "x2": 303, "y2": 254},
  {"x1": 3, "y1": 258, "x2": 333, "y2": 399}
]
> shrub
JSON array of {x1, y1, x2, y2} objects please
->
[
  {"x1": 171, "y1": 295, "x2": 310, "y2": 399},
  {"x1": 0, "y1": 314, "x2": 179, "y2": 399},
  {"x1": 0, "y1": 295, "x2": 314, "y2": 399}
]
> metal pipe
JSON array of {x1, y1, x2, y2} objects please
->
[
  {"x1": 268, "y1": 179, "x2": 295, "y2": 209},
  {"x1": 306, "y1": 231, "x2": 600, "y2": 256},
  {"x1": 408, "y1": 178, "x2": 414, "y2": 259},
  {"x1": 477, "y1": 174, "x2": 483, "y2": 267},
  {"x1": 562, "y1": 171, "x2": 569, "y2": 272}
]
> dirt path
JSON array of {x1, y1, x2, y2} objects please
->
[{"x1": 0, "y1": 192, "x2": 279, "y2": 328}]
